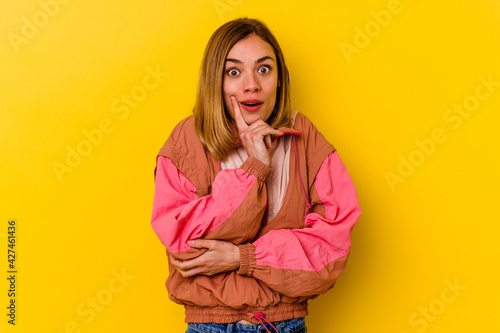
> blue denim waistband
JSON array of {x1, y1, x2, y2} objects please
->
[{"x1": 186, "y1": 317, "x2": 306, "y2": 333}]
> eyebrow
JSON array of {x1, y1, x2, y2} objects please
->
[{"x1": 225, "y1": 56, "x2": 274, "y2": 64}]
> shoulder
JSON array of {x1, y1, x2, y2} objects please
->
[
  {"x1": 293, "y1": 111, "x2": 335, "y2": 151},
  {"x1": 166, "y1": 115, "x2": 197, "y2": 145},
  {"x1": 157, "y1": 115, "x2": 217, "y2": 197},
  {"x1": 293, "y1": 112, "x2": 324, "y2": 137},
  {"x1": 158, "y1": 116, "x2": 199, "y2": 155},
  {"x1": 292, "y1": 112, "x2": 336, "y2": 182}
]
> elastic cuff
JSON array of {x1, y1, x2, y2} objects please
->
[
  {"x1": 237, "y1": 243, "x2": 256, "y2": 277},
  {"x1": 240, "y1": 157, "x2": 271, "y2": 182}
]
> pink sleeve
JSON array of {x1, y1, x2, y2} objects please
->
[
  {"x1": 237, "y1": 151, "x2": 361, "y2": 297},
  {"x1": 151, "y1": 155, "x2": 270, "y2": 260}
]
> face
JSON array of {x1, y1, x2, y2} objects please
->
[{"x1": 223, "y1": 34, "x2": 278, "y2": 126}]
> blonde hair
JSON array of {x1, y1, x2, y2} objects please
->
[{"x1": 194, "y1": 18, "x2": 292, "y2": 161}]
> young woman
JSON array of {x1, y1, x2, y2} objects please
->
[{"x1": 151, "y1": 18, "x2": 361, "y2": 333}]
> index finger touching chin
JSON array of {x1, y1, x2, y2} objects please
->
[{"x1": 230, "y1": 96, "x2": 248, "y2": 129}]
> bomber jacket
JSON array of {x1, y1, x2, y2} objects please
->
[{"x1": 151, "y1": 112, "x2": 361, "y2": 324}]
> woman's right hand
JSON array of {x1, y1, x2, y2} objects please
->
[{"x1": 230, "y1": 96, "x2": 283, "y2": 166}]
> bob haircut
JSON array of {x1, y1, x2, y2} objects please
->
[{"x1": 194, "y1": 18, "x2": 292, "y2": 161}]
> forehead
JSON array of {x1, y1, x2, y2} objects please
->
[{"x1": 226, "y1": 34, "x2": 275, "y2": 61}]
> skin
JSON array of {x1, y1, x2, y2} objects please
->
[
  {"x1": 170, "y1": 34, "x2": 282, "y2": 279},
  {"x1": 169, "y1": 239, "x2": 240, "y2": 277},
  {"x1": 223, "y1": 34, "x2": 278, "y2": 130}
]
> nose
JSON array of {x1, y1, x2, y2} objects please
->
[{"x1": 243, "y1": 73, "x2": 261, "y2": 93}]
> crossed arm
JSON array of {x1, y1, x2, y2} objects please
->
[
  {"x1": 151, "y1": 98, "x2": 360, "y2": 297},
  {"x1": 167, "y1": 95, "x2": 282, "y2": 277},
  {"x1": 152, "y1": 150, "x2": 360, "y2": 298}
]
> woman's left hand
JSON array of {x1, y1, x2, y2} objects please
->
[{"x1": 170, "y1": 239, "x2": 240, "y2": 277}]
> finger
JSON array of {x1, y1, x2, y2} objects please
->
[
  {"x1": 246, "y1": 121, "x2": 284, "y2": 137},
  {"x1": 176, "y1": 266, "x2": 200, "y2": 278},
  {"x1": 266, "y1": 127, "x2": 283, "y2": 137},
  {"x1": 188, "y1": 239, "x2": 218, "y2": 249},
  {"x1": 264, "y1": 134, "x2": 272, "y2": 149},
  {"x1": 171, "y1": 256, "x2": 199, "y2": 271},
  {"x1": 170, "y1": 255, "x2": 184, "y2": 265},
  {"x1": 169, "y1": 255, "x2": 186, "y2": 268},
  {"x1": 248, "y1": 127, "x2": 283, "y2": 143},
  {"x1": 230, "y1": 96, "x2": 248, "y2": 131}
]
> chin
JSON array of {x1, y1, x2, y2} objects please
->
[{"x1": 243, "y1": 113, "x2": 267, "y2": 125}]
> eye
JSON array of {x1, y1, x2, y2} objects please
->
[
  {"x1": 258, "y1": 66, "x2": 271, "y2": 74},
  {"x1": 227, "y1": 68, "x2": 240, "y2": 77}
]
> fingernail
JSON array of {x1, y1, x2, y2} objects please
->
[{"x1": 187, "y1": 240, "x2": 194, "y2": 246}]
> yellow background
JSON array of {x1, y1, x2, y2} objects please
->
[{"x1": 1, "y1": 0, "x2": 499, "y2": 332}]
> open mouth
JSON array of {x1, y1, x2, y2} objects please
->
[{"x1": 240, "y1": 100, "x2": 264, "y2": 112}]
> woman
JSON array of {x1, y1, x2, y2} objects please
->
[{"x1": 151, "y1": 18, "x2": 361, "y2": 333}]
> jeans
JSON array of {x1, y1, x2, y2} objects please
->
[{"x1": 186, "y1": 317, "x2": 307, "y2": 333}]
